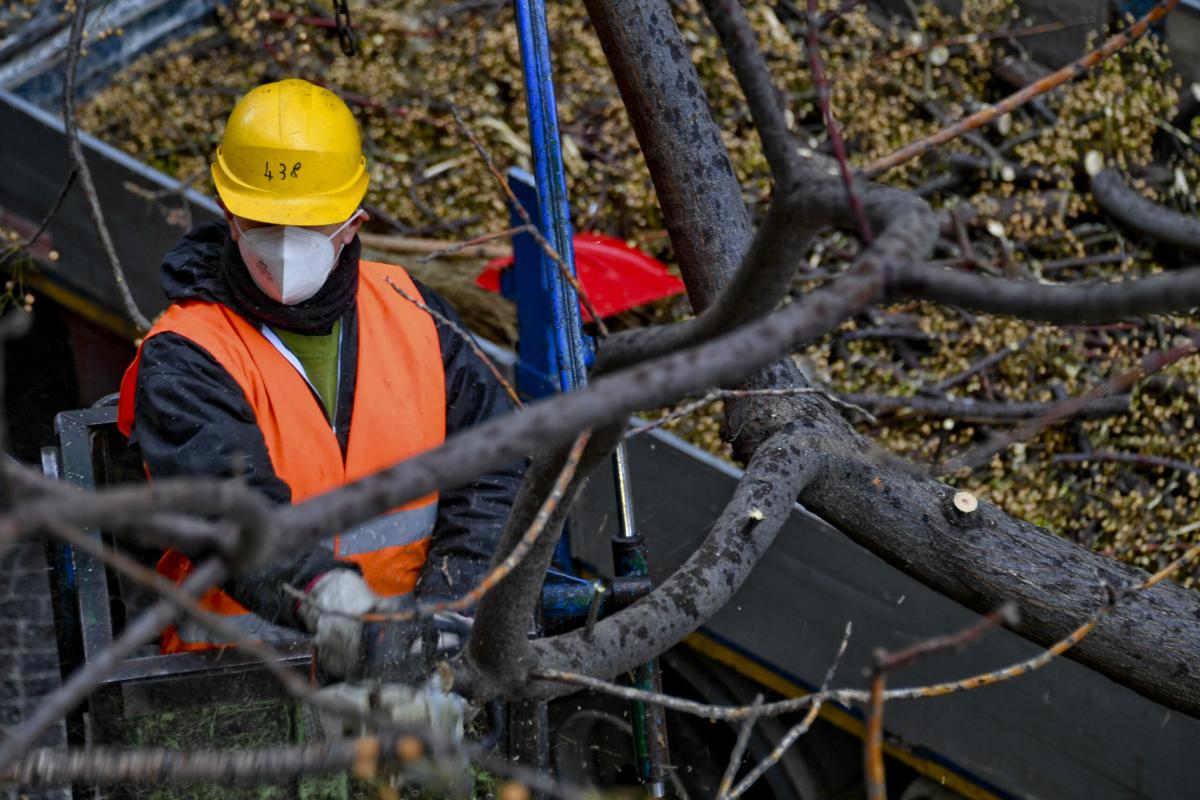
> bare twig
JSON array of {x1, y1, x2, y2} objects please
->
[
  {"x1": 716, "y1": 694, "x2": 763, "y2": 800},
  {"x1": 626, "y1": 393, "x2": 718, "y2": 437},
  {"x1": 386, "y1": 277, "x2": 523, "y2": 408},
  {"x1": 921, "y1": 336, "x2": 1030, "y2": 396},
  {"x1": 727, "y1": 621, "x2": 853, "y2": 799},
  {"x1": 356, "y1": 230, "x2": 519, "y2": 261},
  {"x1": 863, "y1": 604, "x2": 1016, "y2": 798},
  {"x1": 627, "y1": 387, "x2": 876, "y2": 437},
  {"x1": 449, "y1": 104, "x2": 610, "y2": 335},
  {"x1": 864, "y1": 670, "x2": 887, "y2": 800},
  {"x1": 1053, "y1": 450, "x2": 1200, "y2": 478},
  {"x1": 416, "y1": 225, "x2": 531, "y2": 262},
  {"x1": 806, "y1": 0, "x2": 873, "y2": 242},
  {"x1": 879, "y1": 604, "x2": 1019, "y2": 675},
  {"x1": 842, "y1": 390, "x2": 1129, "y2": 424},
  {"x1": 0, "y1": 169, "x2": 76, "y2": 265},
  {"x1": 122, "y1": 172, "x2": 200, "y2": 231},
  {"x1": 62, "y1": 0, "x2": 152, "y2": 333},
  {"x1": 863, "y1": 0, "x2": 1182, "y2": 178},
  {"x1": 1039, "y1": 252, "x2": 1127, "y2": 274},
  {"x1": 946, "y1": 336, "x2": 1200, "y2": 471},
  {"x1": 873, "y1": 20, "x2": 1077, "y2": 63}
]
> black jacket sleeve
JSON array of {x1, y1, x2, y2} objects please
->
[
  {"x1": 133, "y1": 332, "x2": 346, "y2": 630},
  {"x1": 410, "y1": 281, "x2": 527, "y2": 604}
]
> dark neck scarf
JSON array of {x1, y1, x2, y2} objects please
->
[{"x1": 220, "y1": 232, "x2": 360, "y2": 335}]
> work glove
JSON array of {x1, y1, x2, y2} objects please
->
[{"x1": 299, "y1": 569, "x2": 471, "y2": 683}]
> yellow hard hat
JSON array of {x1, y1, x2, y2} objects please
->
[{"x1": 211, "y1": 79, "x2": 368, "y2": 226}]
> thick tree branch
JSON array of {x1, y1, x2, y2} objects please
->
[
  {"x1": 581, "y1": 0, "x2": 751, "y2": 314},
  {"x1": 492, "y1": 424, "x2": 825, "y2": 698},
  {"x1": 893, "y1": 262, "x2": 1200, "y2": 323},
  {"x1": 466, "y1": 430, "x2": 612, "y2": 695},
  {"x1": 700, "y1": 0, "x2": 801, "y2": 181},
  {"x1": 795, "y1": 426, "x2": 1200, "y2": 715},
  {"x1": 1090, "y1": 167, "x2": 1200, "y2": 256},
  {"x1": 1, "y1": 470, "x2": 270, "y2": 564}
]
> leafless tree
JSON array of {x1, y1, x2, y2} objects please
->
[{"x1": 3, "y1": 0, "x2": 1200, "y2": 794}]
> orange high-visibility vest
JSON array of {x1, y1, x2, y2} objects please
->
[{"x1": 118, "y1": 261, "x2": 446, "y2": 653}]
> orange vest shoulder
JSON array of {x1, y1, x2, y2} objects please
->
[{"x1": 119, "y1": 261, "x2": 446, "y2": 501}]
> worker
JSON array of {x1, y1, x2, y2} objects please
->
[{"x1": 116, "y1": 79, "x2": 524, "y2": 683}]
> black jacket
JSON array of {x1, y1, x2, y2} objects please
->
[{"x1": 130, "y1": 222, "x2": 524, "y2": 629}]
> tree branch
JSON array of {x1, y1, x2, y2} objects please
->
[
  {"x1": 840, "y1": 390, "x2": 1130, "y2": 423},
  {"x1": 62, "y1": 0, "x2": 152, "y2": 333},
  {"x1": 467, "y1": 429, "x2": 615, "y2": 696},
  {"x1": 476, "y1": 422, "x2": 825, "y2": 698},
  {"x1": 862, "y1": 0, "x2": 1182, "y2": 178},
  {"x1": 893, "y1": 262, "x2": 1200, "y2": 323},
  {"x1": 1090, "y1": 167, "x2": 1200, "y2": 256}
]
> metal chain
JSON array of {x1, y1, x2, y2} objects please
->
[{"x1": 333, "y1": 0, "x2": 356, "y2": 57}]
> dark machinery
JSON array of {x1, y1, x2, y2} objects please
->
[{"x1": 10, "y1": 0, "x2": 1200, "y2": 796}]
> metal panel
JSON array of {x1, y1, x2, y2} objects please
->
[
  {"x1": 0, "y1": 0, "x2": 218, "y2": 104},
  {"x1": 571, "y1": 428, "x2": 1200, "y2": 799},
  {"x1": 106, "y1": 641, "x2": 311, "y2": 717},
  {"x1": 0, "y1": 89, "x2": 221, "y2": 332},
  {"x1": 51, "y1": 409, "x2": 117, "y2": 664}
]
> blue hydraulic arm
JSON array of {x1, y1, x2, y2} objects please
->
[{"x1": 506, "y1": 0, "x2": 669, "y2": 794}]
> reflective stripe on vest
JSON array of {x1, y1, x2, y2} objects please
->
[
  {"x1": 119, "y1": 261, "x2": 447, "y2": 654},
  {"x1": 327, "y1": 503, "x2": 439, "y2": 556}
]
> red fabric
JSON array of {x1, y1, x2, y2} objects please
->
[{"x1": 476, "y1": 232, "x2": 685, "y2": 322}]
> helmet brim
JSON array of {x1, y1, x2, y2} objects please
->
[{"x1": 211, "y1": 160, "x2": 369, "y2": 227}]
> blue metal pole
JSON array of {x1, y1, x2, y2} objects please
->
[{"x1": 513, "y1": 0, "x2": 590, "y2": 393}]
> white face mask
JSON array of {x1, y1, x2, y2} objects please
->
[{"x1": 234, "y1": 212, "x2": 359, "y2": 305}]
